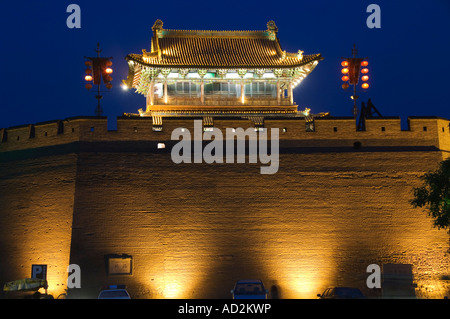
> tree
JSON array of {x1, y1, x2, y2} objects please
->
[{"x1": 411, "y1": 157, "x2": 450, "y2": 233}]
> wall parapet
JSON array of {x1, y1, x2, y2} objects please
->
[{"x1": 1, "y1": 115, "x2": 449, "y2": 153}]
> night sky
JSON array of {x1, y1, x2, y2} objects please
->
[{"x1": 1, "y1": 0, "x2": 449, "y2": 130}]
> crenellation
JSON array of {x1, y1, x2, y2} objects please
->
[{"x1": 1, "y1": 116, "x2": 450, "y2": 153}]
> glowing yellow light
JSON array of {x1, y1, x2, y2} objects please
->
[
  {"x1": 163, "y1": 282, "x2": 183, "y2": 298},
  {"x1": 301, "y1": 107, "x2": 311, "y2": 117},
  {"x1": 341, "y1": 68, "x2": 349, "y2": 74},
  {"x1": 362, "y1": 83, "x2": 369, "y2": 89},
  {"x1": 361, "y1": 75, "x2": 369, "y2": 81},
  {"x1": 361, "y1": 68, "x2": 369, "y2": 74},
  {"x1": 85, "y1": 75, "x2": 93, "y2": 82},
  {"x1": 106, "y1": 68, "x2": 113, "y2": 74},
  {"x1": 341, "y1": 61, "x2": 348, "y2": 67}
]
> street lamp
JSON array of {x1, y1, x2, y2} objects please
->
[
  {"x1": 341, "y1": 44, "x2": 370, "y2": 118},
  {"x1": 84, "y1": 43, "x2": 113, "y2": 117}
]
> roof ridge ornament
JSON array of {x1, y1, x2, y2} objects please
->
[
  {"x1": 152, "y1": 19, "x2": 164, "y2": 31},
  {"x1": 267, "y1": 20, "x2": 278, "y2": 33},
  {"x1": 267, "y1": 20, "x2": 278, "y2": 41}
]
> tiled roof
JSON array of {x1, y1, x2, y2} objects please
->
[{"x1": 125, "y1": 20, "x2": 322, "y2": 69}]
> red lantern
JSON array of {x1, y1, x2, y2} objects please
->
[
  {"x1": 341, "y1": 75, "x2": 349, "y2": 82},
  {"x1": 105, "y1": 68, "x2": 113, "y2": 74},
  {"x1": 362, "y1": 83, "x2": 369, "y2": 89},
  {"x1": 342, "y1": 83, "x2": 349, "y2": 90},
  {"x1": 85, "y1": 75, "x2": 93, "y2": 82},
  {"x1": 361, "y1": 61, "x2": 369, "y2": 67},
  {"x1": 361, "y1": 68, "x2": 369, "y2": 74},
  {"x1": 341, "y1": 60, "x2": 348, "y2": 67},
  {"x1": 341, "y1": 68, "x2": 349, "y2": 74},
  {"x1": 361, "y1": 75, "x2": 369, "y2": 81},
  {"x1": 85, "y1": 83, "x2": 93, "y2": 90},
  {"x1": 85, "y1": 68, "x2": 92, "y2": 75}
]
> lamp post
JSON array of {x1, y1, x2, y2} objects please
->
[
  {"x1": 84, "y1": 43, "x2": 113, "y2": 117},
  {"x1": 341, "y1": 44, "x2": 370, "y2": 118}
]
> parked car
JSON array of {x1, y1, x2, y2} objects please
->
[
  {"x1": 98, "y1": 285, "x2": 131, "y2": 299},
  {"x1": 317, "y1": 287, "x2": 366, "y2": 299},
  {"x1": 231, "y1": 280, "x2": 268, "y2": 299}
]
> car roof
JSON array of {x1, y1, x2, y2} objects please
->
[
  {"x1": 326, "y1": 286, "x2": 359, "y2": 290},
  {"x1": 236, "y1": 280, "x2": 263, "y2": 284}
]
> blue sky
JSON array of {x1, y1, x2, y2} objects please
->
[{"x1": 0, "y1": 0, "x2": 449, "y2": 129}]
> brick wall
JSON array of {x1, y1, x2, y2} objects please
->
[
  {"x1": 1, "y1": 115, "x2": 450, "y2": 299},
  {"x1": 0, "y1": 154, "x2": 77, "y2": 298},
  {"x1": 67, "y1": 147, "x2": 450, "y2": 299}
]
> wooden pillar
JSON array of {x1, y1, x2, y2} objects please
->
[
  {"x1": 146, "y1": 80, "x2": 155, "y2": 112},
  {"x1": 150, "y1": 81, "x2": 155, "y2": 105},
  {"x1": 163, "y1": 80, "x2": 168, "y2": 104},
  {"x1": 277, "y1": 80, "x2": 281, "y2": 105},
  {"x1": 240, "y1": 80, "x2": 245, "y2": 104},
  {"x1": 288, "y1": 82, "x2": 293, "y2": 105},
  {"x1": 201, "y1": 80, "x2": 205, "y2": 105},
  {"x1": 146, "y1": 87, "x2": 151, "y2": 113}
]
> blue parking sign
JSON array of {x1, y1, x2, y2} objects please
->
[{"x1": 31, "y1": 264, "x2": 47, "y2": 280}]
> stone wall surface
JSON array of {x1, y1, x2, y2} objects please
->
[
  {"x1": 0, "y1": 154, "x2": 77, "y2": 298},
  {"x1": 1, "y1": 116, "x2": 450, "y2": 299},
  {"x1": 68, "y1": 148, "x2": 450, "y2": 299}
]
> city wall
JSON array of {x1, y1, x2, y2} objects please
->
[{"x1": 1, "y1": 115, "x2": 450, "y2": 298}]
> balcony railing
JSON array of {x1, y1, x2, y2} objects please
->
[{"x1": 153, "y1": 96, "x2": 293, "y2": 106}]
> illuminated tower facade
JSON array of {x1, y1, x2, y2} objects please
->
[{"x1": 123, "y1": 20, "x2": 323, "y2": 129}]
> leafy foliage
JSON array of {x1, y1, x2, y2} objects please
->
[{"x1": 411, "y1": 157, "x2": 450, "y2": 232}]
